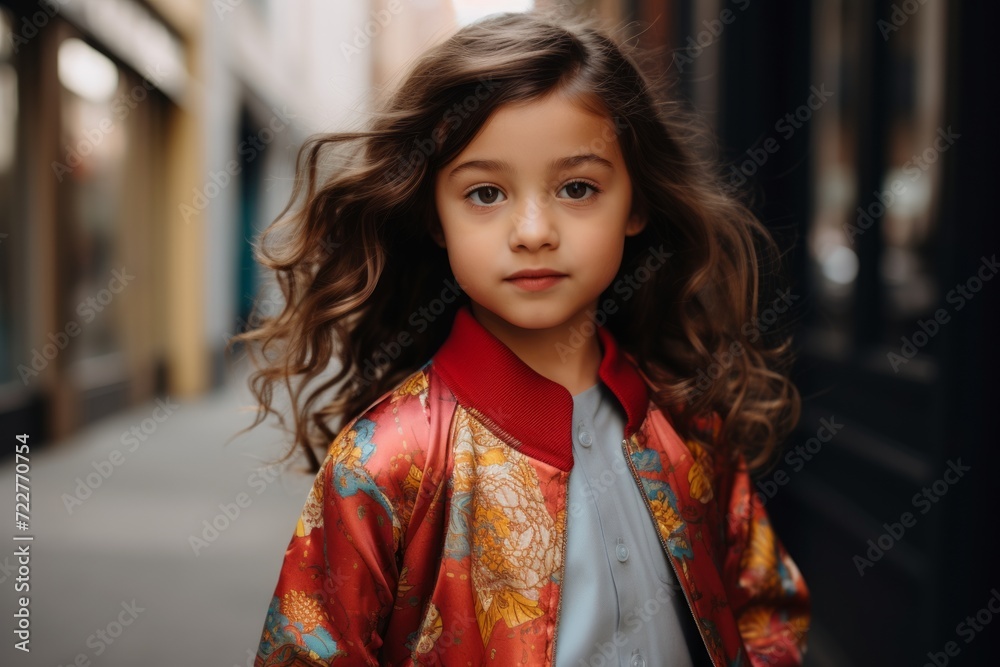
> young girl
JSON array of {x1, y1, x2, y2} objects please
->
[{"x1": 238, "y1": 10, "x2": 809, "y2": 667}]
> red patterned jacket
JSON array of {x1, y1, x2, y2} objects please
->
[{"x1": 254, "y1": 305, "x2": 810, "y2": 666}]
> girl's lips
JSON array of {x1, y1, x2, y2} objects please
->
[{"x1": 505, "y1": 275, "x2": 566, "y2": 291}]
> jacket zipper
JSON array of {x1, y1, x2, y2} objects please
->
[
  {"x1": 465, "y1": 405, "x2": 570, "y2": 662},
  {"x1": 620, "y1": 436, "x2": 721, "y2": 667},
  {"x1": 549, "y1": 482, "x2": 569, "y2": 662},
  {"x1": 463, "y1": 406, "x2": 712, "y2": 664}
]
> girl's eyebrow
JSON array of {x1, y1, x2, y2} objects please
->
[{"x1": 445, "y1": 153, "x2": 614, "y2": 182}]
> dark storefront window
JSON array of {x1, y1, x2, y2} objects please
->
[
  {"x1": 877, "y1": 0, "x2": 947, "y2": 355},
  {"x1": 806, "y1": 0, "x2": 947, "y2": 365},
  {"x1": 806, "y1": 0, "x2": 863, "y2": 359}
]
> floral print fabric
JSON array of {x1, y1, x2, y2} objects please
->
[{"x1": 254, "y1": 363, "x2": 809, "y2": 667}]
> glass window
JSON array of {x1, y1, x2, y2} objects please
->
[
  {"x1": 878, "y1": 0, "x2": 947, "y2": 352},
  {"x1": 56, "y1": 37, "x2": 128, "y2": 376},
  {"x1": 806, "y1": 0, "x2": 863, "y2": 358},
  {"x1": 806, "y1": 0, "x2": 946, "y2": 360}
]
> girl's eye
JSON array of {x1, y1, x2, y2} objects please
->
[
  {"x1": 558, "y1": 180, "x2": 601, "y2": 201},
  {"x1": 466, "y1": 186, "x2": 506, "y2": 208}
]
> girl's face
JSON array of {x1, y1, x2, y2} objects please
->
[{"x1": 432, "y1": 91, "x2": 646, "y2": 334}]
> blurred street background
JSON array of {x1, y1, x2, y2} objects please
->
[{"x1": 0, "y1": 0, "x2": 997, "y2": 665}]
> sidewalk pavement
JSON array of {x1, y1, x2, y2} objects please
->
[{"x1": 0, "y1": 363, "x2": 317, "y2": 666}]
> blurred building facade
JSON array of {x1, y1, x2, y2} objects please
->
[
  {"x1": 0, "y1": 0, "x2": 204, "y2": 441},
  {"x1": 0, "y1": 0, "x2": 456, "y2": 443}
]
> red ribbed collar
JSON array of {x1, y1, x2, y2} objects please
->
[{"x1": 431, "y1": 305, "x2": 649, "y2": 471}]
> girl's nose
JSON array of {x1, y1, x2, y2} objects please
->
[{"x1": 510, "y1": 192, "x2": 559, "y2": 251}]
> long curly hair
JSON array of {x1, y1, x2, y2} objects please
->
[{"x1": 229, "y1": 10, "x2": 801, "y2": 475}]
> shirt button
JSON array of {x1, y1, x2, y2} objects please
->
[
  {"x1": 630, "y1": 653, "x2": 645, "y2": 667},
  {"x1": 578, "y1": 427, "x2": 593, "y2": 447},
  {"x1": 616, "y1": 540, "x2": 629, "y2": 562}
]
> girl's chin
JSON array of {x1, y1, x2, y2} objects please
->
[{"x1": 472, "y1": 303, "x2": 591, "y2": 332}]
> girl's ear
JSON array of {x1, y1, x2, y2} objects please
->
[
  {"x1": 430, "y1": 216, "x2": 448, "y2": 250},
  {"x1": 625, "y1": 206, "x2": 648, "y2": 237},
  {"x1": 428, "y1": 211, "x2": 447, "y2": 248}
]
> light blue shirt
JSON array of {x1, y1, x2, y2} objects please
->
[{"x1": 554, "y1": 382, "x2": 702, "y2": 667}]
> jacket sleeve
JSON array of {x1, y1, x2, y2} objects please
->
[
  {"x1": 718, "y1": 445, "x2": 811, "y2": 667},
  {"x1": 254, "y1": 395, "x2": 424, "y2": 667}
]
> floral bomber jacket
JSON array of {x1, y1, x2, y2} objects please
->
[{"x1": 254, "y1": 305, "x2": 810, "y2": 666}]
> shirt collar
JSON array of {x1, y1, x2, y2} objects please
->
[{"x1": 431, "y1": 304, "x2": 649, "y2": 471}]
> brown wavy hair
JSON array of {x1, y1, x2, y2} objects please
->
[{"x1": 229, "y1": 10, "x2": 801, "y2": 475}]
